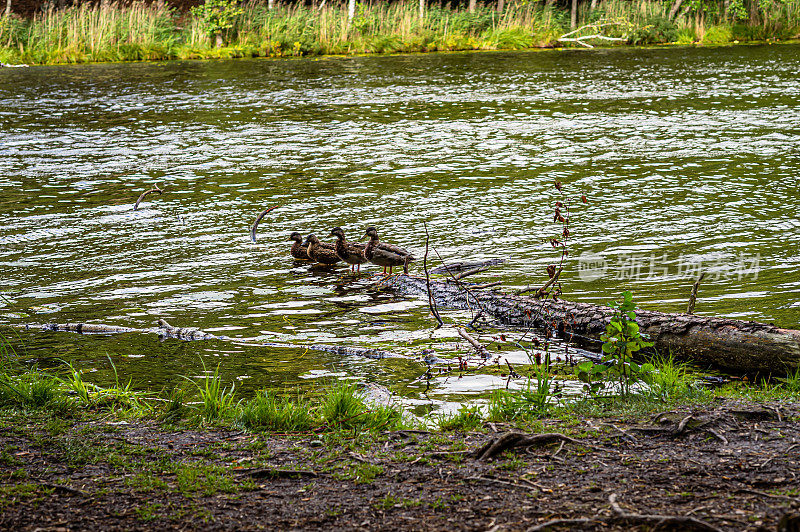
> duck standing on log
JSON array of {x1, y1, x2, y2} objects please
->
[
  {"x1": 363, "y1": 227, "x2": 415, "y2": 274},
  {"x1": 330, "y1": 227, "x2": 368, "y2": 272},
  {"x1": 305, "y1": 234, "x2": 342, "y2": 265}
]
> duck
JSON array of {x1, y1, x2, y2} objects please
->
[
  {"x1": 305, "y1": 234, "x2": 342, "y2": 265},
  {"x1": 329, "y1": 227, "x2": 368, "y2": 272},
  {"x1": 363, "y1": 226, "x2": 415, "y2": 274},
  {"x1": 289, "y1": 232, "x2": 312, "y2": 261}
]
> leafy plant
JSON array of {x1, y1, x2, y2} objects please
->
[
  {"x1": 576, "y1": 291, "x2": 654, "y2": 397},
  {"x1": 191, "y1": 0, "x2": 242, "y2": 47}
]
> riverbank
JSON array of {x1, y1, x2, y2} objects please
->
[
  {"x1": 1, "y1": 0, "x2": 798, "y2": 66},
  {"x1": 2, "y1": 352, "x2": 800, "y2": 529},
  {"x1": 2, "y1": 400, "x2": 799, "y2": 530}
]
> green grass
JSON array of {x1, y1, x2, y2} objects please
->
[
  {"x1": 437, "y1": 404, "x2": 484, "y2": 432},
  {"x1": 0, "y1": 340, "x2": 797, "y2": 436},
  {"x1": 183, "y1": 362, "x2": 238, "y2": 423},
  {"x1": 1, "y1": 0, "x2": 798, "y2": 65},
  {"x1": 238, "y1": 390, "x2": 314, "y2": 431}
]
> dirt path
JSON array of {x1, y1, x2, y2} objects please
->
[{"x1": 1, "y1": 401, "x2": 798, "y2": 531}]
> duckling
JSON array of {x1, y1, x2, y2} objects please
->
[
  {"x1": 363, "y1": 227, "x2": 415, "y2": 274},
  {"x1": 305, "y1": 234, "x2": 342, "y2": 265},
  {"x1": 289, "y1": 232, "x2": 312, "y2": 261},
  {"x1": 330, "y1": 227, "x2": 368, "y2": 272}
]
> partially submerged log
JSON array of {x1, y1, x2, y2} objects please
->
[
  {"x1": 20, "y1": 320, "x2": 404, "y2": 361},
  {"x1": 384, "y1": 274, "x2": 800, "y2": 375}
]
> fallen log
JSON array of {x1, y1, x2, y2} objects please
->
[{"x1": 384, "y1": 274, "x2": 800, "y2": 375}]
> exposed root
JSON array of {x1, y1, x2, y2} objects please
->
[
  {"x1": 474, "y1": 432, "x2": 590, "y2": 461},
  {"x1": 234, "y1": 468, "x2": 318, "y2": 479}
]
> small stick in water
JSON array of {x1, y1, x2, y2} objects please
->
[
  {"x1": 250, "y1": 205, "x2": 279, "y2": 243},
  {"x1": 687, "y1": 272, "x2": 706, "y2": 314},
  {"x1": 458, "y1": 327, "x2": 489, "y2": 357},
  {"x1": 133, "y1": 183, "x2": 163, "y2": 211},
  {"x1": 423, "y1": 222, "x2": 444, "y2": 328}
]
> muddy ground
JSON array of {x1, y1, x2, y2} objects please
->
[{"x1": 1, "y1": 400, "x2": 799, "y2": 531}]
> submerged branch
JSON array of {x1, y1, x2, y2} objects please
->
[
  {"x1": 133, "y1": 183, "x2": 163, "y2": 211},
  {"x1": 250, "y1": 205, "x2": 279, "y2": 243}
]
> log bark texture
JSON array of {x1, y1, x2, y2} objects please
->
[{"x1": 384, "y1": 274, "x2": 800, "y2": 374}]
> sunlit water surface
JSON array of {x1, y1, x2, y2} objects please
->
[{"x1": 1, "y1": 45, "x2": 799, "y2": 413}]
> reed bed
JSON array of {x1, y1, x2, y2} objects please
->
[{"x1": 1, "y1": 0, "x2": 798, "y2": 65}]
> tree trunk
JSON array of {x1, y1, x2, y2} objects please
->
[
  {"x1": 268, "y1": 0, "x2": 274, "y2": 10},
  {"x1": 348, "y1": 0, "x2": 355, "y2": 21},
  {"x1": 4, "y1": 0, "x2": 10, "y2": 17},
  {"x1": 496, "y1": 0, "x2": 504, "y2": 13},
  {"x1": 571, "y1": 0, "x2": 578, "y2": 29},
  {"x1": 590, "y1": 0, "x2": 597, "y2": 10},
  {"x1": 469, "y1": 0, "x2": 477, "y2": 13},
  {"x1": 668, "y1": 0, "x2": 684, "y2": 20},
  {"x1": 215, "y1": 33, "x2": 224, "y2": 48},
  {"x1": 384, "y1": 275, "x2": 800, "y2": 375},
  {"x1": 419, "y1": 0, "x2": 425, "y2": 19}
]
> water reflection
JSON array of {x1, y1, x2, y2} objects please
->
[{"x1": 1, "y1": 45, "x2": 798, "y2": 410}]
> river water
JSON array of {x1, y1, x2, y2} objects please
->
[{"x1": 1, "y1": 45, "x2": 799, "y2": 411}]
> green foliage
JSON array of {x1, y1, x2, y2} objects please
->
[
  {"x1": 320, "y1": 383, "x2": 403, "y2": 431},
  {"x1": 702, "y1": 24, "x2": 733, "y2": 43},
  {"x1": 60, "y1": 362, "x2": 94, "y2": 406},
  {"x1": 576, "y1": 291, "x2": 654, "y2": 397},
  {"x1": 237, "y1": 390, "x2": 315, "y2": 432},
  {"x1": 778, "y1": 366, "x2": 800, "y2": 395},
  {"x1": 676, "y1": 27, "x2": 698, "y2": 44},
  {"x1": 647, "y1": 353, "x2": 693, "y2": 398},
  {"x1": 191, "y1": 0, "x2": 243, "y2": 40},
  {"x1": 629, "y1": 16, "x2": 678, "y2": 44},
  {"x1": 0, "y1": 371, "x2": 63, "y2": 410}
]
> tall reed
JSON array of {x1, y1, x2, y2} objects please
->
[{"x1": 1, "y1": 0, "x2": 798, "y2": 65}]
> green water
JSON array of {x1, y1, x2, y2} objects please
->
[{"x1": 1, "y1": 46, "x2": 798, "y2": 411}]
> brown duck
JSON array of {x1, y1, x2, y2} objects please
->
[
  {"x1": 289, "y1": 232, "x2": 312, "y2": 261},
  {"x1": 363, "y1": 227, "x2": 415, "y2": 274},
  {"x1": 330, "y1": 227, "x2": 368, "y2": 272},
  {"x1": 305, "y1": 234, "x2": 341, "y2": 265}
]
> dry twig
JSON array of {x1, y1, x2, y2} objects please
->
[
  {"x1": 423, "y1": 222, "x2": 444, "y2": 328},
  {"x1": 608, "y1": 493, "x2": 723, "y2": 531},
  {"x1": 687, "y1": 272, "x2": 706, "y2": 314}
]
